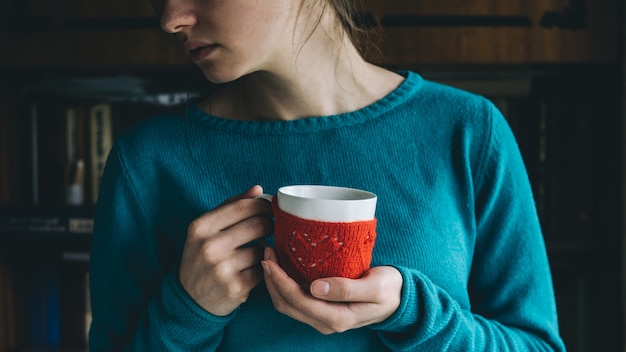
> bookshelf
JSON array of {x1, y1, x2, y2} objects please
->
[
  {"x1": 622, "y1": 2, "x2": 626, "y2": 351},
  {"x1": 0, "y1": 0, "x2": 624, "y2": 351},
  {"x1": 0, "y1": 72, "x2": 210, "y2": 351}
]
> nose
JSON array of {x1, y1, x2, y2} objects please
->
[{"x1": 160, "y1": 0, "x2": 197, "y2": 34}]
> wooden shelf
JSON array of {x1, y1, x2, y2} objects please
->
[
  {"x1": 0, "y1": 0, "x2": 621, "y2": 68},
  {"x1": 369, "y1": 0, "x2": 621, "y2": 65},
  {"x1": 1, "y1": 29, "x2": 189, "y2": 68},
  {"x1": 0, "y1": 205, "x2": 94, "y2": 253}
]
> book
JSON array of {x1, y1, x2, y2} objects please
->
[
  {"x1": 25, "y1": 261, "x2": 60, "y2": 349},
  {"x1": 60, "y1": 254, "x2": 90, "y2": 349},
  {"x1": 85, "y1": 270, "x2": 92, "y2": 345},
  {"x1": 566, "y1": 85, "x2": 594, "y2": 238},
  {"x1": 88, "y1": 103, "x2": 113, "y2": 204},
  {"x1": 538, "y1": 81, "x2": 569, "y2": 240},
  {"x1": 0, "y1": 79, "x2": 27, "y2": 204},
  {"x1": 552, "y1": 267, "x2": 589, "y2": 351},
  {"x1": 535, "y1": 75, "x2": 604, "y2": 240},
  {"x1": 64, "y1": 106, "x2": 86, "y2": 206},
  {"x1": 0, "y1": 257, "x2": 17, "y2": 351},
  {"x1": 0, "y1": 85, "x2": 9, "y2": 204},
  {"x1": 33, "y1": 98, "x2": 73, "y2": 205},
  {"x1": 535, "y1": 100, "x2": 548, "y2": 229}
]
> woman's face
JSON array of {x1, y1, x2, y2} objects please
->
[{"x1": 156, "y1": 0, "x2": 313, "y2": 83}]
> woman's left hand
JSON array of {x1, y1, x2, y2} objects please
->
[{"x1": 262, "y1": 247, "x2": 403, "y2": 334}]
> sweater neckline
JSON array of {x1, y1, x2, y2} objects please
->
[{"x1": 185, "y1": 71, "x2": 421, "y2": 135}]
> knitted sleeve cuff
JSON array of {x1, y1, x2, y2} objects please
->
[
  {"x1": 368, "y1": 265, "x2": 419, "y2": 334},
  {"x1": 151, "y1": 269, "x2": 237, "y2": 339}
]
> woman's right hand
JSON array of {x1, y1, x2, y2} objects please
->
[{"x1": 178, "y1": 185, "x2": 273, "y2": 316}]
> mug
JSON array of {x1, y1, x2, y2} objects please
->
[{"x1": 259, "y1": 185, "x2": 378, "y2": 286}]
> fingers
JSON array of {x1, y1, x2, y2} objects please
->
[
  {"x1": 177, "y1": 185, "x2": 273, "y2": 316},
  {"x1": 262, "y1": 248, "x2": 337, "y2": 333},
  {"x1": 223, "y1": 185, "x2": 265, "y2": 204},
  {"x1": 261, "y1": 247, "x2": 302, "y2": 293},
  {"x1": 309, "y1": 269, "x2": 389, "y2": 303},
  {"x1": 214, "y1": 214, "x2": 273, "y2": 253},
  {"x1": 263, "y1": 247, "x2": 403, "y2": 334},
  {"x1": 212, "y1": 244, "x2": 264, "y2": 278},
  {"x1": 263, "y1": 246, "x2": 397, "y2": 304},
  {"x1": 215, "y1": 196, "x2": 273, "y2": 232},
  {"x1": 187, "y1": 187, "x2": 273, "y2": 249}
]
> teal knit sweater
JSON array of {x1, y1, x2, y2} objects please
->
[{"x1": 89, "y1": 71, "x2": 565, "y2": 351}]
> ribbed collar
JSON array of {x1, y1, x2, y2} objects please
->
[{"x1": 186, "y1": 71, "x2": 422, "y2": 135}]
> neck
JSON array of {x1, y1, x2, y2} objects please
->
[
  {"x1": 238, "y1": 57, "x2": 393, "y2": 121},
  {"x1": 200, "y1": 10, "x2": 402, "y2": 121}
]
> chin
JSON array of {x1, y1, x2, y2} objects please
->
[{"x1": 196, "y1": 62, "x2": 247, "y2": 84}]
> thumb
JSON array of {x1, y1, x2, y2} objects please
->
[
  {"x1": 242, "y1": 184, "x2": 264, "y2": 198},
  {"x1": 309, "y1": 277, "x2": 366, "y2": 302},
  {"x1": 309, "y1": 268, "x2": 392, "y2": 303}
]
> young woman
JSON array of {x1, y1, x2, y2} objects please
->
[{"x1": 88, "y1": 0, "x2": 566, "y2": 350}]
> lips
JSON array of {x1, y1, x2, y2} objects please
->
[
  {"x1": 183, "y1": 41, "x2": 218, "y2": 62},
  {"x1": 189, "y1": 44, "x2": 218, "y2": 62}
]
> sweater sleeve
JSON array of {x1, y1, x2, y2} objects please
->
[
  {"x1": 371, "y1": 102, "x2": 565, "y2": 351},
  {"x1": 88, "y1": 142, "x2": 234, "y2": 351}
]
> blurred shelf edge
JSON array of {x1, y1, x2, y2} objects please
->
[
  {"x1": 0, "y1": 204, "x2": 94, "y2": 253},
  {"x1": 0, "y1": 28, "x2": 619, "y2": 69},
  {"x1": 0, "y1": 29, "x2": 190, "y2": 68},
  {"x1": 0, "y1": 201, "x2": 604, "y2": 260}
]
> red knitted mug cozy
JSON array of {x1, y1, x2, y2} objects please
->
[{"x1": 272, "y1": 198, "x2": 377, "y2": 286}]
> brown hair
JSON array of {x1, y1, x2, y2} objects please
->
[{"x1": 325, "y1": 0, "x2": 383, "y2": 63}]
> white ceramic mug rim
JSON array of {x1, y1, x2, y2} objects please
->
[
  {"x1": 278, "y1": 185, "x2": 376, "y2": 201},
  {"x1": 270, "y1": 185, "x2": 376, "y2": 222}
]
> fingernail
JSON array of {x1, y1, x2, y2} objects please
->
[
  {"x1": 311, "y1": 280, "x2": 330, "y2": 296},
  {"x1": 262, "y1": 261, "x2": 271, "y2": 276},
  {"x1": 264, "y1": 247, "x2": 271, "y2": 260}
]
